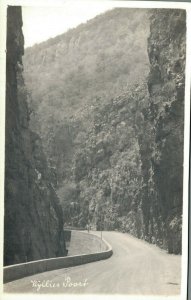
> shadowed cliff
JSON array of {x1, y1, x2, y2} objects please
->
[
  {"x1": 146, "y1": 9, "x2": 186, "y2": 253},
  {"x1": 4, "y1": 6, "x2": 67, "y2": 266}
]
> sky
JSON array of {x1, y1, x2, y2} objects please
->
[{"x1": 22, "y1": 1, "x2": 116, "y2": 48}]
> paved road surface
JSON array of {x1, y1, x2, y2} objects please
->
[{"x1": 4, "y1": 231, "x2": 181, "y2": 295}]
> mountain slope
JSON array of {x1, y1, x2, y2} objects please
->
[{"x1": 23, "y1": 8, "x2": 149, "y2": 131}]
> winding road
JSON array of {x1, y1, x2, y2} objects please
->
[{"x1": 4, "y1": 231, "x2": 181, "y2": 295}]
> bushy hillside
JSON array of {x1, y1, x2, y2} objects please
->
[
  {"x1": 23, "y1": 8, "x2": 149, "y2": 133},
  {"x1": 56, "y1": 83, "x2": 149, "y2": 237},
  {"x1": 23, "y1": 8, "x2": 186, "y2": 254}
]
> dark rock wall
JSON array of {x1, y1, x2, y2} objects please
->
[
  {"x1": 144, "y1": 9, "x2": 186, "y2": 253},
  {"x1": 4, "y1": 6, "x2": 66, "y2": 266}
]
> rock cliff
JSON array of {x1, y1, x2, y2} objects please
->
[
  {"x1": 4, "y1": 6, "x2": 67, "y2": 266},
  {"x1": 144, "y1": 9, "x2": 186, "y2": 253}
]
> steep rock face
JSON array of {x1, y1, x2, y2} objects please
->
[
  {"x1": 4, "y1": 6, "x2": 66, "y2": 266},
  {"x1": 144, "y1": 9, "x2": 186, "y2": 253}
]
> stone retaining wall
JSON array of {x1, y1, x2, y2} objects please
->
[{"x1": 4, "y1": 231, "x2": 113, "y2": 283}]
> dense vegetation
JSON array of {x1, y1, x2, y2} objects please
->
[
  {"x1": 23, "y1": 8, "x2": 186, "y2": 254},
  {"x1": 24, "y1": 8, "x2": 149, "y2": 132}
]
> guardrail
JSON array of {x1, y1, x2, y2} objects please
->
[
  {"x1": 4, "y1": 231, "x2": 113, "y2": 283},
  {"x1": 64, "y1": 226, "x2": 86, "y2": 231}
]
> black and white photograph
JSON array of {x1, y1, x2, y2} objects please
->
[{"x1": 1, "y1": 0, "x2": 190, "y2": 299}]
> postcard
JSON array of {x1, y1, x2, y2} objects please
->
[{"x1": 0, "y1": 1, "x2": 190, "y2": 300}]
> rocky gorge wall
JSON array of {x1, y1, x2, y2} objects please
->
[
  {"x1": 143, "y1": 9, "x2": 186, "y2": 253},
  {"x1": 4, "y1": 6, "x2": 67, "y2": 266}
]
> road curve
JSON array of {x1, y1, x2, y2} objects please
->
[{"x1": 4, "y1": 231, "x2": 181, "y2": 295}]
